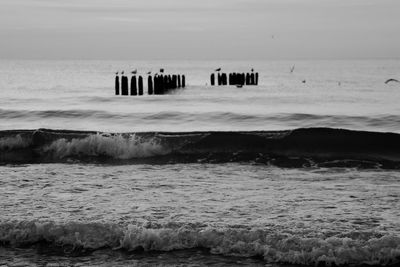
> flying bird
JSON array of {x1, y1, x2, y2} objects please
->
[
  {"x1": 215, "y1": 68, "x2": 221, "y2": 72},
  {"x1": 385, "y1": 78, "x2": 399, "y2": 84}
]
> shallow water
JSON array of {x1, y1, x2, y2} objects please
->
[{"x1": 1, "y1": 164, "x2": 399, "y2": 266}]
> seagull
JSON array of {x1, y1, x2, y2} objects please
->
[
  {"x1": 290, "y1": 65, "x2": 295, "y2": 73},
  {"x1": 215, "y1": 68, "x2": 221, "y2": 72},
  {"x1": 160, "y1": 68, "x2": 164, "y2": 73},
  {"x1": 115, "y1": 72, "x2": 118, "y2": 75},
  {"x1": 121, "y1": 71, "x2": 124, "y2": 75},
  {"x1": 251, "y1": 68, "x2": 254, "y2": 72},
  {"x1": 385, "y1": 78, "x2": 399, "y2": 84},
  {"x1": 131, "y1": 69, "x2": 137, "y2": 74},
  {"x1": 147, "y1": 71, "x2": 151, "y2": 75}
]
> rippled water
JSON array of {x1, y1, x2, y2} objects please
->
[
  {"x1": 0, "y1": 60, "x2": 399, "y2": 132},
  {"x1": 0, "y1": 60, "x2": 400, "y2": 266}
]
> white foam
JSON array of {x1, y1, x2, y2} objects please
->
[
  {"x1": 2, "y1": 221, "x2": 399, "y2": 266},
  {"x1": 41, "y1": 133, "x2": 170, "y2": 159}
]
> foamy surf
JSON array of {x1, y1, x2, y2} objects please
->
[{"x1": 1, "y1": 220, "x2": 399, "y2": 266}]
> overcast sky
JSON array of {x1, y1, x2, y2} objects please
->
[{"x1": 1, "y1": 0, "x2": 399, "y2": 60}]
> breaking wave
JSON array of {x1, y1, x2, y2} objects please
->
[
  {"x1": 1, "y1": 127, "x2": 400, "y2": 168},
  {"x1": 0, "y1": 220, "x2": 399, "y2": 266}
]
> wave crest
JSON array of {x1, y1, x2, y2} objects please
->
[
  {"x1": 1, "y1": 220, "x2": 399, "y2": 266},
  {"x1": 41, "y1": 133, "x2": 169, "y2": 160}
]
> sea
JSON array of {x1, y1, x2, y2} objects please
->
[{"x1": 0, "y1": 59, "x2": 399, "y2": 267}]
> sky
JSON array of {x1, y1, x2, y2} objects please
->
[{"x1": 0, "y1": 0, "x2": 399, "y2": 60}]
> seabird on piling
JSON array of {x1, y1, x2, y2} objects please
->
[
  {"x1": 215, "y1": 68, "x2": 221, "y2": 72},
  {"x1": 147, "y1": 71, "x2": 151, "y2": 75},
  {"x1": 115, "y1": 72, "x2": 118, "y2": 75},
  {"x1": 251, "y1": 68, "x2": 254, "y2": 72},
  {"x1": 121, "y1": 71, "x2": 124, "y2": 75},
  {"x1": 131, "y1": 69, "x2": 137, "y2": 74},
  {"x1": 160, "y1": 68, "x2": 164, "y2": 73},
  {"x1": 385, "y1": 78, "x2": 399, "y2": 84}
]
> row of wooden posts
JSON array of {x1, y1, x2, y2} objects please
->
[
  {"x1": 115, "y1": 74, "x2": 186, "y2": 96},
  {"x1": 211, "y1": 72, "x2": 259, "y2": 86}
]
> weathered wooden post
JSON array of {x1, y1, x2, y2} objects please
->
[
  {"x1": 246, "y1": 73, "x2": 251, "y2": 85},
  {"x1": 182, "y1": 75, "x2": 186, "y2": 88},
  {"x1": 250, "y1": 72, "x2": 255, "y2": 85},
  {"x1": 210, "y1": 73, "x2": 215, "y2": 86},
  {"x1": 222, "y1": 73, "x2": 228, "y2": 85},
  {"x1": 217, "y1": 73, "x2": 222, "y2": 86},
  {"x1": 121, "y1": 75, "x2": 128, "y2": 95},
  {"x1": 154, "y1": 75, "x2": 159, "y2": 95},
  {"x1": 255, "y1": 73, "x2": 259, "y2": 85},
  {"x1": 148, "y1": 76, "x2": 153, "y2": 95},
  {"x1": 138, "y1": 76, "x2": 143, "y2": 95},
  {"x1": 115, "y1": 75, "x2": 120, "y2": 95},
  {"x1": 130, "y1": 76, "x2": 137, "y2": 95},
  {"x1": 172, "y1": 75, "x2": 177, "y2": 89},
  {"x1": 178, "y1": 75, "x2": 181, "y2": 88},
  {"x1": 160, "y1": 75, "x2": 165, "y2": 94}
]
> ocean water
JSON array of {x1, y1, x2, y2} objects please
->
[{"x1": 0, "y1": 60, "x2": 400, "y2": 266}]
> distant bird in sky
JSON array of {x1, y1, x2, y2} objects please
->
[
  {"x1": 385, "y1": 78, "x2": 399, "y2": 84},
  {"x1": 131, "y1": 69, "x2": 137, "y2": 74},
  {"x1": 160, "y1": 68, "x2": 164, "y2": 73},
  {"x1": 215, "y1": 68, "x2": 221, "y2": 72},
  {"x1": 290, "y1": 65, "x2": 295, "y2": 73},
  {"x1": 302, "y1": 80, "x2": 306, "y2": 83}
]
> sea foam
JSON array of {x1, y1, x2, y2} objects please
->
[
  {"x1": 1, "y1": 220, "x2": 399, "y2": 266},
  {"x1": 41, "y1": 133, "x2": 169, "y2": 159}
]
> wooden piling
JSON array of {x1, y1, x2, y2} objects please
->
[
  {"x1": 250, "y1": 73, "x2": 255, "y2": 85},
  {"x1": 138, "y1": 76, "x2": 143, "y2": 95},
  {"x1": 211, "y1": 73, "x2": 215, "y2": 86},
  {"x1": 178, "y1": 75, "x2": 181, "y2": 88},
  {"x1": 217, "y1": 73, "x2": 222, "y2": 86},
  {"x1": 130, "y1": 76, "x2": 137, "y2": 95},
  {"x1": 182, "y1": 75, "x2": 186, "y2": 88},
  {"x1": 115, "y1": 76, "x2": 120, "y2": 95},
  {"x1": 222, "y1": 73, "x2": 227, "y2": 85},
  {"x1": 255, "y1": 73, "x2": 259, "y2": 85},
  {"x1": 160, "y1": 75, "x2": 165, "y2": 94},
  {"x1": 246, "y1": 73, "x2": 251, "y2": 85},
  {"x1": 172, "y1": 75, "x2": 177, "y2": 89},
  {"x1": 148, "y1": 76, "x2": 153, "y2": 95},
  {"x1": 121, "y1": 76, "x2": 128, "y2": 95}
]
